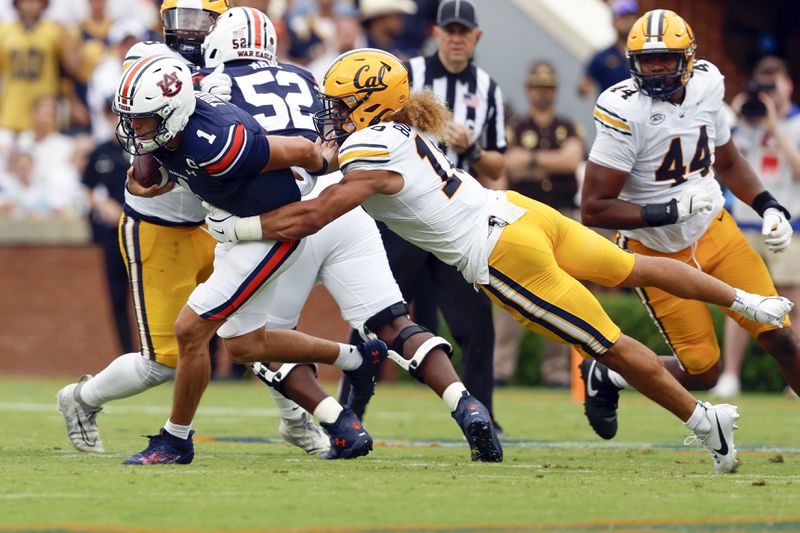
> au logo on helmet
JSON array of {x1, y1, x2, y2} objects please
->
[
  {"x1": 354, "y1": 64, "x2": 389, "y2": 94},
  {"x1": 157, "y1": 72, "x2": 183, "y2": 97}
]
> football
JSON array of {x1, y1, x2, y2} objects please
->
[{"x1": 132, "y1": 153, "x2": 169, "y2": 188}]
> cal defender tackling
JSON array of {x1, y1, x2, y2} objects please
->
[{"x1": 206, "y1": 48, "x2": 795, "y2": 474}]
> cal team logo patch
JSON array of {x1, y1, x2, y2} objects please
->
[
  {"x1": 157, "y1": 72, "x2": 183, "y2": 97},
  {"x1": 650, "y1": 112, "x2": 666, "y2": 125}
]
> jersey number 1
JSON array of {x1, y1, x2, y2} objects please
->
[
  {"x1": 655, "y1": 125, "x2": 712, "y2": 185},
  {"x1": 414, "y1": 135, "x2": 463, "y2": 198}
]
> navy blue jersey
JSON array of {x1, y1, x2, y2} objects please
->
[
  {"x1": 153, "y1": 94, "x2": 300, "y2": 217},
  {"x1": 199, "y1": 60, "x2": 322, "y2": 141}
]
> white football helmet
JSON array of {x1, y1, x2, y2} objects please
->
[
  {"x1": 112, "y1": 55, "x2": 197, "y2": 154},
  {"x1": 202, "y1": 6, "x2": 278, "y2": 68}
]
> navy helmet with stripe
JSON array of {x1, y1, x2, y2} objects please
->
[
  {"x1": 112, "y1": 55, "x2": 196, "y2": 155},
  {"x1": 626, "y1": 9, "x2": 696, "y2": 100}
]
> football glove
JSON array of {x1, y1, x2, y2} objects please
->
[
  {"x1": 199, "y1": 64, "x2": 232, "y2": 102},
  {"x1": 762, "y1": 207, "x2": 793, "y2": 253},
  {"x1": 203, "y1": 202, "x2": 239, "y2": 243},
  {"x1": 675, "y1": 185, "x2": 714, "y2": 224}
]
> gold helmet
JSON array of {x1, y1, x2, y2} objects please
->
[
  {"x1": 626, "y1": 9, "x2": 696, "y2": 100},
  {"x1": 314, "y1": 48, "x2": 409, "y2": 142},
  {"x1": 160, "y1": 0, "x2": 230, "y2": 65}
]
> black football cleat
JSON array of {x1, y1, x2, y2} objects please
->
[
  {"x1": 451, "y1": 392, "x2": 503, "y2": 462},
  {"x1": 579, "y1": 358, "x2": 620, "y2": 440},
  {"x1": 344, "y1": 339, "x2": 388, "y2": 419},
  {"x1": 123, "y1": 428, "x2": 195, "y2": 465},
  {"x1": 320, "y1": 407, "x2": 373, "y2": 460}
]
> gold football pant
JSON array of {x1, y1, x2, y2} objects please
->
[
  {"x1": 481, "y1": 191, "x2": 636, "y2": 358},
  {"x1": 119, "y1": 214, "x2": 216, "y2": 368},
  {"x1": 618, "y1": 208, "x2": 787, "y2": 374}
]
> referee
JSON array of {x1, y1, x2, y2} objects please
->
[{"x1": 365, "y1": 0, "x2": 506, "y2": 424}]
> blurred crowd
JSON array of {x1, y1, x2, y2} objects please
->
[{"x1": 1, "y1": 0, "x2": 797, "y2": 390}]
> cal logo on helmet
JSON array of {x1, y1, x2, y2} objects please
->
[{"x1": 354, "y1": 64, "x2": 389, "y2": 94}]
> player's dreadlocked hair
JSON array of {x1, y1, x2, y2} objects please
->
[{"x1": 388, "y1": 91, "x2": 452, "y2": 142}]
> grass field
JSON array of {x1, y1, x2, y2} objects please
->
[{"x1": 1, "y1": 377, "x2": 799, "y2": 532}]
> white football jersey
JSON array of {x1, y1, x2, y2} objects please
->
[
  {"x1": 338, "y1": 121, "x2": 491, "y2": 284},
  {"x1": 730, "y1": 110, "x2": 800, "y2": 228},
  {"x1": 122, "y1": 41, "x2": 208, "y2": 225},
  {"x1": 588, "y1": 60, "x2": 732, "y2": 252}
]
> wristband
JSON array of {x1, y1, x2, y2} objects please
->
[
  {"x1": 641, "y1": 199, "x2": 679, "y2": 227},
  {"x1": 751, "y1": 190, "x2": 791, "y2": 220},
  {"x1": 233, "y1": 216, "x2": 263, "y2": 241},
  {"x1": 464, "y1": 143, "x2": 482, "y2": 164},
  {"x1": 310, "y1": 157, "x2": 329, "y2": 176}
]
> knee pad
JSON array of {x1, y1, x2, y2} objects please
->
[
  {"x1": 386, "y1": 324, "x2": 452, "y2": 382},
  {"x1": 132, "y1": 353, "x2": 175, "y2": 387},
  {"x1": 357, "y1": 301, "x2": 410, "y2": 341},
  {"x1": 251, "y1": 362, "x2": 317, "y2": 395}
]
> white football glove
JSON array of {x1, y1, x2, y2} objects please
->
[
  {"x1": 203, "y1": 201, "x2": 240, "y2": 243},
  {"x1": 675, "y1": 185, "x2": 714, "y2": 224},
  {"x1": 730, "y1": 289, "x2": 794, "y2": 327},
  {"x1": 761, "y1": 207, "x2": 793, "y2": 253},
  {"x1": 199, "y1": 64, "x2": 232, "y2": 102},
  {"x1": 292, "y1": 166, "x2": 318, "y2": 197}
]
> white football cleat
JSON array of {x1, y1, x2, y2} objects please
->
[
  {"x1": 730, "y1": 289, "x2": 793, "y2": 327},
  {"x1": 56, "y1": 375, "x2": 104, "y2": 453},
  {"x1": 684, "y1": 402, "x2": 739, "y2": 474},
  {"x1": 279, "y1": 412, "x2": 330, "y2": 458},
  {"x1": 709, "y1": 373, "x2": 741, "y2": 400}
]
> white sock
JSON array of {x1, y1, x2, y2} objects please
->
[
  {"x1": 333, "y1": 343, "x2": 361, "y2": 371},
  {"x1": 164, "y1": 419, "x2": 193, "y2": 440},
  {"x1": 442, "y1": 382, "x2": 468, "y2": 411},
  {"x1": 684, "y1": 400, "x2": 711, "y2": 433},
  {"x1": 313, "y1": 396, "x2": 343, "y2": 424},
  {"x1": 268, "y1": 386, "x2": 305, "y2": 422},
  {"x1": 79, "y1": 352, "x2": 175, "y2": 408},
  {"x1": 607, "y1": 369, "x2": 630, "y2": 389}
]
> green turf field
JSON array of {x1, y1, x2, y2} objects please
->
[{"x1": 1, "y1": 377, "x2": 799, "y2": 532}]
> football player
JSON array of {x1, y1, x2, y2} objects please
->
[
  {"x1": 581, "y1": 10, "x2": 800, "y2": 440},
  {"x1": 112, "y1": 53, "x2": 388, "y2": 464},
  {"x1": 205, "y1": 48, "x2": 794, "y2": 473},
  {"x1": 200, "y1": 7, "x2": 502, "y2": 462},
  {"x1": 56, "y1": 0, "x2": 352, "y2": 463}
]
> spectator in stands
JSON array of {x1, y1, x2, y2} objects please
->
[
  {"x1": 13, "y1": 95, "x2": 86, "y2": 217},
  {"x1": 577, "y1": 0, "x2": 638, "y2": 100},
  {"x1": 82, "y1": 102, "x2": 134, "y2": 354},
  {"x1": 308, "y1": 13, "x2": 365, "y2": 83},
  {"x1": 284, "y1": 0, "x2": 356, "y2": 64},
  {"x1": 712, "y1": 56, "x2": 800, "y2": 399},
  {"x1": 0, "y1": 0, "x2": 82, "y2": 134},
  {"x1": 494, "y1": 61, "x2": 585, "y2": 387},
  {"x1": 397, "y1": 0, "x2": 439, "y2": 56},
  {"x1": 359, "y1": 0, "x2": 417, "y2": 61},
  {"x1": 87, "y1": 19, "x2": 148, "y2": 144}
]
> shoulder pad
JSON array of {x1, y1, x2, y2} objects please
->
[{"x1": 338, "y1": 124, "x2": 405, "y2": 173}]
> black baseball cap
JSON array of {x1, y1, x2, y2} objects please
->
[{"x1": 437, "y1": 0, "x2": 478, "y2": 29}]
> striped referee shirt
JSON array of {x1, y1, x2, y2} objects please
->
[{"x1": 407, "y1": 53, "x2": 507, "y2": 170}]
